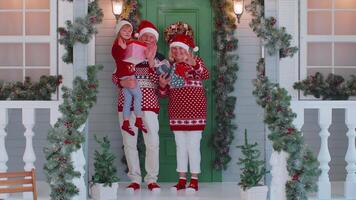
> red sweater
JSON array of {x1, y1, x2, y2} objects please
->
[
  {"x1": 160, "y1": 57, "x2": 209, "y2": 131},
  {"x1": 112, "y1": 51, "x2": 165, "y2": 114},
  {"x1": 112, "y1": 38, "x2": 135, "y2": 78}
]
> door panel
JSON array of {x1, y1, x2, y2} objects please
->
[{"x1": 139, "y1": 0, "x2": 219, "y2": 182}]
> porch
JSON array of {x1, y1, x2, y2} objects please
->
[
  {"x1": 2, "y1": 182, "x2": 351, "y2": 200},
  {"x1": 1, "y1": 100, "x2": 356, "y2": 199}
]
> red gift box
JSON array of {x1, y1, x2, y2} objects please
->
[{"x1": 123, "y1": 40, "x2": 147, "y2": 65}]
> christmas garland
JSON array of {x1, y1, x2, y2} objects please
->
[
  {"x1": 58, "y1": 0, "x2": 103, "y2": 63},
  {"x1": 245, "y1": 0, "x2": 298, "y2": 58},
  {"x1": 247, "y1": 0, "x2": 321, "y2": 199},
  {"x1": 0, "y1": 75, "x2": 62, "y2": 100},
  {"x1": 211, "y1": 0, "x2": 239, "y2": 170},
  {"x1": 44, "y1": 65, "x2": 103, "y2": 200},
  {"x1": 293, "y1": 72, "x2": 356, "y2": 100}
]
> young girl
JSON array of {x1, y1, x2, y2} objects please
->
[
  {"x1": 112, "y1": 19, "x2": 147, "y2": 136},
  {"x1": 159, "y1": 34, "x2": 209, "y2": 192}
]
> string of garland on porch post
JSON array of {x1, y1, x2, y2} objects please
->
[
  {"x1": 246, "y1": 0, "x2": 321, "y2": 199},
  {"x1": 211, "y1": 0, "x2": 239, "y2": 170},
  {"x1": 43, "y1": 1, "x2": 104, "y2": 200}
]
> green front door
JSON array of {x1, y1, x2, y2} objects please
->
[{"x1": 139, "y1": 0, "x2": 220, "y2": 182}]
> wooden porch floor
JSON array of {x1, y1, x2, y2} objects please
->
[{"x1": 4, "y1": 181, "x2": 349, "y2": 200}]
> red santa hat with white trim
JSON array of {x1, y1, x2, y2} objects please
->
[
  {"x1": 169, "y1": 34, "x2": 199, "y2": 52},
  {"x1": 136, "y1": 20, "x2": 159, "y2": 41}
]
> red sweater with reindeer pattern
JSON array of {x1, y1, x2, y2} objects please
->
[{"x1": 159, "y1": 57, "x2": 209, "y2": 131}]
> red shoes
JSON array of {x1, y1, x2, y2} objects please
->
[
  {"x1": 122, "y1": 118, "x2": 147, "y2": 136},
  {"x1": 186, "y1": 178, "x2": 199, "y2": 192},
  {"x1": 126, "y1": 182, "x2": 140, "y2": 192},
  {"x1": 135, "y1": 118, "x2": 147, "y2": 133},
  {"x1": 147, "y1": 182, "x2": 161, "y2": 193},
  {"x1": 121, "y1": 120, "x2": 135, "y2": 136},
  {"x1": 171, "y1": 177, "x2": 187, "y2": 191}
]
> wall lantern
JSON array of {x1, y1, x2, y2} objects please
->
[
  {"x1": 112, "y1": 0, "x2": 123, "y2": 22},
  {"x1": 233, "y1": 0, "x2": 244, "y2": 23}
]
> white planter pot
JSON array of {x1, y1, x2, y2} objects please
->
[
  {"x1": 91, "y1": 182, "x2": 118, "y2": 200},
  {"x1": 240, "y1": 185, "x2": 268, "y2": 200}
]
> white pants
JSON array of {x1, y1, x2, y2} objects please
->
[
  {"x1": 173, "y1": 131, "x2": 202, "y2": 174},
  {"x1": 119, "y1": 111, "x2": 159, "y2": 184}
]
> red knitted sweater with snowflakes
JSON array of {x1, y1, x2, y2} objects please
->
[{"x1": 159, "y1": 57, "x2": 209, "y2": 131}]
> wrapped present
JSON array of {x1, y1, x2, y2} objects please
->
[
  {"x1": 156, "y1": 60, "x2": 172, "y2": 76},
  {"x1": 123, "y1": 41, "x2": 147, "y2": 65}
]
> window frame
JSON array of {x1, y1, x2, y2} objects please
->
[
  {"x1": 300, "y1": 0, "x2": 356, "y2": 85},
  {"x1": 0, "y1": 0, "x2": 58, "y2": 82}
]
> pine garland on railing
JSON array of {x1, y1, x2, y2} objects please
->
[
  {"x1": 245, "y1": 0, "x2": 298, "y2": 58},
  {"x1": 211, "y1": 0, "x2": 239, "y2": 170},
  {"x1": 247, "y1": 0, "x2": 321, "y2": 199},
  {"x1": 293, "y1": 72, "x2": 356, "y2": 100},
  {"x1": 44, "y1": 65, "x2": 103, "y2": 200},
  {"x1": 0, "y1": 75, "x2": 62, "y2": 100},
  {"x1": 58, "y1": 0, "x2": 103, "y2": 63}
]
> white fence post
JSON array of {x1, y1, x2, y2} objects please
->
[
  {"x1": 294, "y1": 108, "x2": 304, "y2": 134},
  {"x1": 0, "y1": 108, "x2": 9, "y2": 199},
  {"x1": 269, "y1": 150, "x2": 289, "y2": 200},
  {"x1": 344, "y1": 107, "x2": 356, "y2": 199},
  {"x1": 22, "y1": 108, "x2": 36, "y2": 199},
  {"x1": 71, "y1": 124, "x2": 86, "y2": 200},
  {"x1": 317, "y1": 107, "x2": 332, "y2": 199}
]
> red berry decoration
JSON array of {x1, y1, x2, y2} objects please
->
[
  {"x1": 287, "y1": 128, "x2": 294, "y2": 134},
  {"x1": 88, "y1": 84, "x2": 97, "y2": 89},
  {"x1": 64, "y1": 139, "x2": 71, "y2": 145},
  {"x1": 292, "y1": 174, "x2": 299, "y2": 181}
]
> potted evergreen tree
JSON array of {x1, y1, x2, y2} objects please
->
[
  {"x1": 237, "y1": 129, "x2": 268, "y2": 200},
  {"x1": 91, "y1": 135, "x2": 119, "y2": 200}
]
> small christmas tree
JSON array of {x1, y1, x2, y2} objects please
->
[
  {"x1": 92, "y1": 135, "x2": 119, "y2": 187},
  {"x1": 237, "y1": 129, "x2": 268, "y2": 191}
]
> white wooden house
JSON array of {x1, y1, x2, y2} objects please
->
[{"x1": 0, "y1": 0, "x2": 356, "y2": 199}]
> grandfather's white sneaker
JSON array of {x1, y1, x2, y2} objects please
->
[
  {"x1": 126, "y1": 182, "x2": 140, "y2": 193},
  {"x1": 147, "y1": 182, "x2": 161, "y2": 193}
]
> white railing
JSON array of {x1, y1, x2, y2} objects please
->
[
  {"x1": 290, "y1": 100, "x2": 356, "y2": 200},
  {"x1": 0, "y1": 101, "x2": 87, "y2": 199}
]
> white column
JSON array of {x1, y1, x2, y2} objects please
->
[
  {"x1": 22, "y1": 108, "x2": 36, "y2": 199},
  {"x1": 269, "y1": 150, "x2": 289, "y2": 200},
  {"x1": 292, "y1": 104, "x2": 304, "y2": 135},
  {"x1": 317, "y1": 107, "x2": 332, "y2": 199},
  {"x1": 0, "y1": 108, "x2": 9, "y2": 199},
  {"x1": 71, "y1": 124, "x2": 86, "y2": 200},
  {"x1": 50, "y1": 108, "x2": 61, "y2": 127},
  {"x1": 344, "y1": 107, "x2": 356, "y2": 199}
]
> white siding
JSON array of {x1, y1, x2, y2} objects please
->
[
  {"x1": 88, "y1": 0, "x2": 128, "y2": 181},
  {"x1": 222, "y1": 0, "x2": 265, "y2": 182}
]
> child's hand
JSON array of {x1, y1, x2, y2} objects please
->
[
  {"x1": 118, "y1": 38, "x2": 127, "y2": 49},
  {"x1": 183, "y1": 51, "x2": 196, "y2": 66}
]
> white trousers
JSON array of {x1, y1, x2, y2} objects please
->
[
  {"x1": 119, "y1": 111, "x2": 159, "y2": 184},
  {"x1": 173, "y1": 131, "x2": 202, "y2": 174}
]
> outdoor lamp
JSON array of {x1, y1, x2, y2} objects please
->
[
  {"x1": 112, "y1": 0, "x2": 123, "y2": 22},
  {"x1": 233, "y1": 0, "x2": 244, "y2": 23}
]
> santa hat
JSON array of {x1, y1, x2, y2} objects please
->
[
  {"x1": 115, "y1": 19, "x2": 133, "y2": 35},
  {"x1": 136, "y1": 20, "x2": 159, "y2": 40},
  {"x1": 169, "y1": 34, "x2": 199, "y2": 52}
]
